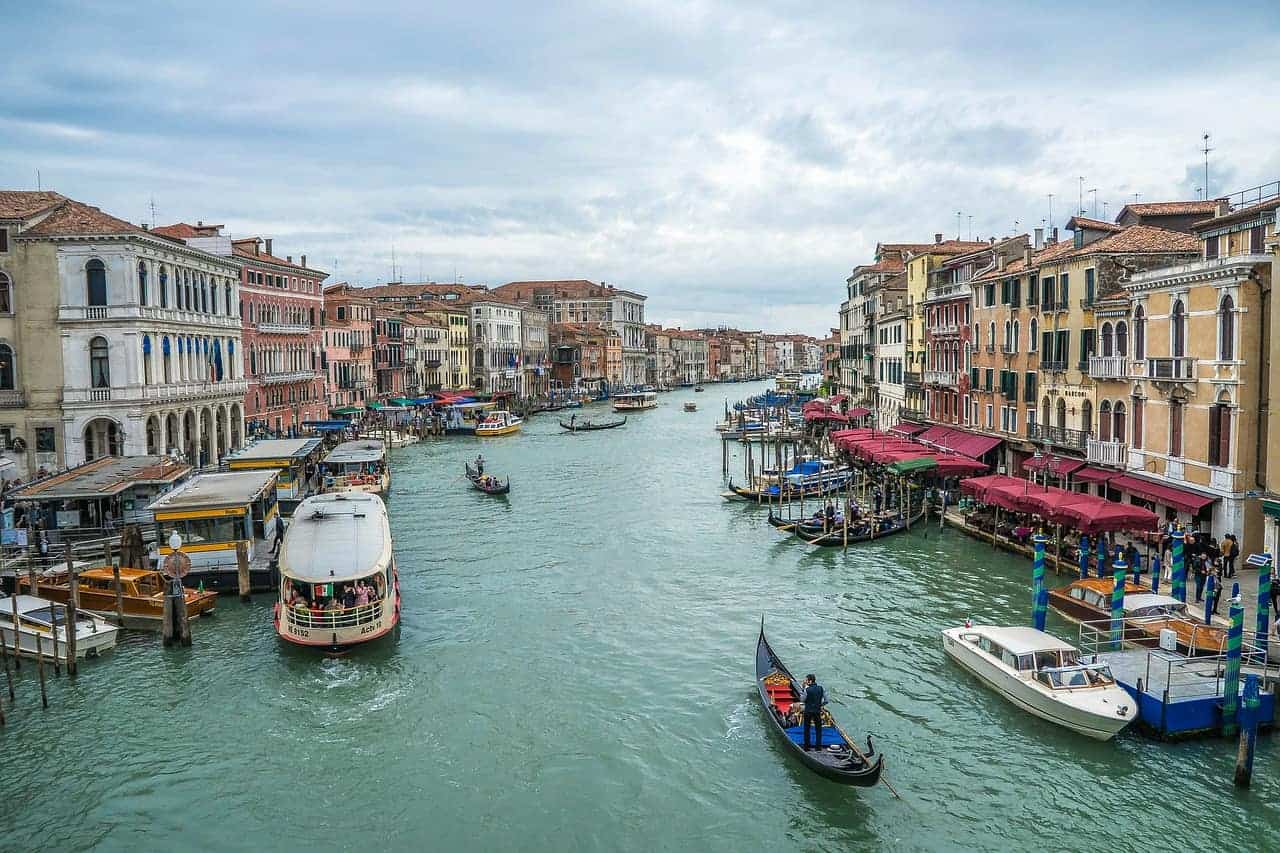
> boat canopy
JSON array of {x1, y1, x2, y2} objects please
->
[
  {"x1": 280, "y1": 493, "x2": 392, "y2": 583},
  {"x1": 226, "y1": 438, "x2": 323, "y2": 465},
  {"x1": 147, "y1": 470, "x2": 278, "y2": 515},
  {"x1": 324, "y1": 440, "x2": 386, "y2": 466}
]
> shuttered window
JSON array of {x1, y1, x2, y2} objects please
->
[
  {"x1": 1024, "y1": 371, "x2": 1037, "y2": 403},
  {"x1": 1208, "y1": 404, "x2": 1231, "y2": 467}
]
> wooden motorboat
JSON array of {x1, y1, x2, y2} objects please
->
[
  {"x1": 942, "y1": 624, "x2": 1136, "y2": 740},
  {"x1": 465, "y1": 462, "x2": 510, "y2": 495},
  {"x1": 0, "y1": 594, "x2": 119, "y2": 662},
  {"x1": 18, "y1": 567, "x2": 218, "y2": 629},
  {"x1": 767, "y1": 508, "x2": 925, "y2": 546},
  {"x1": 755, "y1": 622, "x2": 884, "y2": 787},
  {"x1": 683, "y1": 402, "x2": 697, "y2": 412},
  {"x1": 558, "y1": 416, "x2": 626, "y2": 432},
  {"x1": 1047, "y1": 578, "x2": 1228, "y2": 655},
  {"x1": 475, "y1": 410, "x2": 523, "y2": 437}
]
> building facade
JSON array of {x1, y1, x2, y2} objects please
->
[{"x1": 322, "y1": 284, "x2": 375, "y2": 412}]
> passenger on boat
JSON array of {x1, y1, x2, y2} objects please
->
[
  {"x1": 823, "y1": 502, "x2": 835, "y2": 531},
  {"x1": 342, "y1": 585, "x2": 357, "y2": 608},
  {"x1": 325, "y1": 597, "x2": 341, "y2": 612},
  {"x1": 801, "y1": 674, "x2": 825, "y2": 751},
  {"x1": 355, "y1": 581, "x2": 370, "y2": 607}
]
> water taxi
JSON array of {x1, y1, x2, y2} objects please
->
[
  {"x1": 18, "y1": 567, "x2": 218, "y2": 629},
  {"x1": 274, "y1": 492, "x2": 399, "y2": 651},
  {"x1": 0, "y1": 594, "x2": 119, "y2": 661},
  {"x1": 358, "y1": 429, "x2": 419, "y2": 448},
  {"x1": 612, "y1": 391, "x2": 658, "y2": 412},
  {"x1": 322, "y1": 440, "x2": 390, "y2": 495},
  {"x1": 225, "y1": 437, "x2": 325, "y2": 515},
  {"x1": 148, "y1": 470, "x2": 282, "y2": 592},
  {"x1": 684, "y1": 401, "x2": 697, "y2": 412},
  {"x1": 1048, "y1": 578, "x2": 1227, "y2": 655},
  {"x1": 942, "y1": 625, "x2": 1136, "y2": 740},
  {"x1": 475, "y1": 410, "x2": 523, "y2": 437},
  {"x1": 443, "y1": 400, "x2": 499, "y2": 435}
]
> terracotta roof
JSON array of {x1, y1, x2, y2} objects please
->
[
  {"x1": 151, "y1": 222, "x2": 224, "y2": 239},
  {"x1": 851, "y1": 257, "x2": 905, "y2": 276},
  {"x1": 1066, "y1": 216, "x2": 1123, "y2": 234},
  {"x1": 231, "y1": 239, "x2": 323, "y2": 274},
  {"x1": 0, "y1": 191, "x2": 66, "y2": 220},
  {"x1": 878, "y1": 239, "x2": 989, "y2": 258},
  {"x1": 1191, "y1": 197, "x2": 1280, "y2": 231},
  {"x1": 1118, "y1": 199, "x2": 1221, "y2": 218},
  {"x1": 1080, "y1": 224, "x2": 1200, "y2": 255},
  {"x1": 19, "y1": 199, "x2": 146, "y2": 238},
  {"x1": 494, "y1": 280, "x2": 645, "y2": 301},
  {"x1": 359, "y1": 282, "x2": 481, "y2": 301}
]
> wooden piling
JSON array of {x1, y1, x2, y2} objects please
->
[
  {"x1": 236, "y1": 541, "x2": 251, "y2": 602},
  {"x1": 32, "y1": 567, "x2": 58, "y2": 676},
  {"x1": 63, "y1": 545, "x2": 78, "y2": 677},
  {"x1": 0, "y1": 601, "x2": 12, "y2": 701},
  {"x1": 108, "y1": 545, "x2": 125, "y2": 626},
  {"x1": 7, "y1": 588, "x2": 18, "y2": 672},
  {"x1": 33, "y1": 628, "x2": 47, "y2": 708}
]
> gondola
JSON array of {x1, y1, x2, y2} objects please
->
[
  {"x1": 558, "y1": 416, "x2": 627, "y2": 432},
  {"x1": 725, "y1": 478, "x2": 848, "y2": 503},
  {"x1": 694, "y1": 385, "x2": 705, "y2": 392},
  {"x1": 755, "y1": 621, "x2": 884, "y2": 787},
  {"x1": 464, "y1": 462, "x2": 510, "y2": 495},
  {"x1": 766, "y1": 507, "x2": 925, "y2": 546}
]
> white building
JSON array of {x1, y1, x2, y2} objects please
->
[
  {"x1": 875, "y1": 294, "x2": 909, "y2": 428},
  {"x1": 471, "y1": 299, "x2": 523, "y2": 394}
]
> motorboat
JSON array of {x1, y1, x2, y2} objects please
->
[
  {"x1": 20, "y1": 567, "x2": 217, "y2": 629},
  {"x1": 612, "y1": 391, "x2": 658, "y2": 412},
  {"x1": 475, "y1": 410, "x2": 523, "y2": 437},
  {"x1": 358, "y1": 429, "x2": 419, "y2": 448},
  {"x1": 942, "y1": 624, "x2": 1136, "y2": 740},
  {"x1": 0, "y1": 594, "x2": 120, "y2": 662},
  {"x1": 683, "y1": 402, "x2": 697, "y2": 412},
  {"x1": 322, "y1": 440, "x2": 390, "y2": 496},
  {"x1": 1048, "y1": 579, "x2": 1227, "y2": 655}
]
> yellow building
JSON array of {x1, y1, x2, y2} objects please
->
[{"x1": 419, "y1": 304, "x2": 470, "y2": 390}]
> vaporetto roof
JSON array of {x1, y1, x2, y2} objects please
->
[
  {"x1": 324, "y1": 440, "x2": 386, "y2": 465},
  {"x1": 279, "y1": 492, "x2": 392, "y2": 582}
]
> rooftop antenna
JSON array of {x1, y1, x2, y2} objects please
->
[
  {"x1": 391, "y1": 242, "x2": 397, "y2": 282},
  {"x1": 955, "y1": 211, "x2": 962, "y2": 240},
  {"x1": 1201, "y1": 131, "x2": 1213, "y2": 199},
  {"x1": 1078, "y1": 177, "x2": 1085, "y2": 216},
  {"x1": 1133, "y1": 192, "x2": 1141, "y2": 204},
  {"x1": 1103, "y1": 201, "x2": 1109, "y2": 220},
  {"x1": 967, "y1": 215, "x2": 973, "y2": 241},
  {"x1": 1089, "y1": 188, "x2": 1098, "y2": 218},
  {"x1": 1047, "y1": 194, "x2": 1054, "y2": 231},
  {"x1": 36, "y1": 169, "x2": 41, "y2": 191},
  {"x1": 148, "y1": 195, "x2": 158, "y2": 227},
  {"x1": 1196, "y1": 187, "x2": 1203, "y2": 200}
]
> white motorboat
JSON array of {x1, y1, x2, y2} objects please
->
[
  {"x1": 942, "y1": 624, "x2": 1136, "y2": 740},
  {"x1": 0, "y1": 594, "x2": 120, "y2": 662},
  {"x1": 358, "y1": 430, "x2": 418, "y2": 448}
]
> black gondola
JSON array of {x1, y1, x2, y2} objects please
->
[
  {"x1": 766, "y1": 508, "x2": 925, "y2": 546},
  {"x1": 558, "y1": 416, "x2": 627, "y2": 432},
  {"x1": 464, "y1": 462, "x2": 510, "y2": 495},
  {"x1": 755, "y1": 621, "x2": 884, "y2": 787}
]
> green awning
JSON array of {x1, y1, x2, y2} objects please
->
[
  {"x1": 389, "y1": 397, "x2": 416, "y2": 407},
  {"x1": 329, "y1": 406, "x2": 362, "y2": 416},
  {"x1": 888, "y1": 457, "x2": 938, "y2": 475},
  {"x1": 366, "y1": 402, "x2": 385, "y2": 411},
  {"x1": 1263, "y1": 498, "x2": 1280, "y2": 520}
]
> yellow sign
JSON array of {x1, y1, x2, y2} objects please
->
[{"x1": 154, "y1": 506, "x2": 248, "y2": 521}]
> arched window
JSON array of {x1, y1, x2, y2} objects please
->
[
  {"x1": 142, "y1": 335, "x2": 152, "y2": 385},
  {"x1": 1113, "y1": 401, "x2": 1127, "y2": 445},
  {"x1": 1169, "y1": 399, "x2": 1184, "y2": 457},
  {"x1": 1132, "y1": 395, "x2": 1144, "y2": 450},
  {"x1": 1040, "y1": 395, "x2": 1049, "y2": 428},
  {"x1": 184, "y1": 270, "x2": 193, "y2": 310},
  {"x1": 90, "y1": 336, "x2": 110, "y2": 388},
  {"x1": 1012, "y1": 320, "x2": 1020, "y2": 352},
  {"x1": 138, "y1": 261, "x2": 148, "y2": 306},
  {"x1": 159, "y1": 266, "x2": 168, "y2": 308},
  {"x1": 1029, "y1": 318, "x2": 1038, "y2": 351},
  {"x1": 988, "y1": 321, "x2": 995, "y2": 349},
  {"x1": 162, "y1": 336, "x2": 172, "y2": 383},
  {"x1": 1082, "y1": 399, "x2": 1093, "y2": 436},
  {"x1": 1208, "y1": 393, "x2": 1231, "y2": 467},
  {"x1": 1100, "y1": 322, "x2": 1113, "y2": 357},
  {"x1": 1171, "y1": 299, "x2": 1186, "y2": 357},
  {"x1": 250, "y1": 346, "x2": 257, "y2": 375},
  {"x1": 0, "y1": 343, "x2": 14, "y2": 391},
  {"x1": 1098, "y1": 401, "x2": 1111, "y2": 441},
  {"x1": 1116, "y1": 321, "x2": 1128, "y2": 358},
  {"x1": 1133, "y1": 306, "x2": 1145, "y2": 359},
  {"x1": 225, "y1": 283, "x2": 233, "y2": 315},
  {"x1": 1218, "y1": 295, "x2": 1235, "y2": 361},
  {"x1": 200, "y1": 275, "x2": 208, "y2": 313},
  {"x1": 1003, "y1": 320, "x2": 1011, "y2": 349},
  {"x1": 0, "y1": 271, "x2": 11, "y2": 314},
  {"x1": 1056, "y1": 398, "x2": 1067, "y2": 431},
  {"x1": 86, "y1": 259, "x2": 107, "y2": 306}
]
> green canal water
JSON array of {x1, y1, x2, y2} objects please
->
[{"x1": 2, "y1": 380, "x2": 1278, "y2": 852}]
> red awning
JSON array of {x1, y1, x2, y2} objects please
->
[
  {"x1": 846, "y1": 406, "x2": 871, "y2": 418},
  {"x1": 933, "y1": 454, "x2": 988, "y2": 476},
  {"x1": 1059, "y1": 500, "x2": 1159, "y2": 534},
  {"x1": 1023, "y1": 455, "x2": 1084, "y2": 476},
  {"x1": 829, "y1": 394, "x2": 848, "y2": 403},
  {"x1": 1109, "y1": 475, "x2": 1217, "y2": 514},
  {"x1": 948, "y1": 433, "x2": 1003, "y2": 460},
  {"x1": 804, "y1": 411, "x2": 849, "y2": 423},
  {"x1": 889, "y1": 422, "x2": 927, "y2": 436},
  {"x1": 915, "y1": 425, "x2": 954, "y2": 446},
  {"x1": 960, "y1": 474, "x2": 1022, "y2": 499},
  {"x1": 1018, "y1": 487, "x2": 1101, "y2": 519},
  {"x1": 1072, "y1": 466, "x2": 1117, "y2": 484},
  {"x1": 984, "y1": 482, "x2": 1031, "y2": 512}
]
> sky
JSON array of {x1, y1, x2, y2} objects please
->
[{"x1": 2, "y1": 0, "x2": 1278, "y2": 336}]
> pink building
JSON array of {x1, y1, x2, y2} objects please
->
[
  {"x1": 323, "y1": 284, "x2": 376, "y2": 411},
  {"x1": 232, "y1": 238, "x2": 327, "y2": 435}
]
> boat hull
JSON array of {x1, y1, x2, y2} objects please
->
[
  {"x1": 0, "y1": 621, "x2": 118, "y2": 662},
  {"x1": 275, "y1": 577, "x2": 401, "y2": 652},
  {"x1": 475, "y1": 423, "x2": 522, "y2": 436}
]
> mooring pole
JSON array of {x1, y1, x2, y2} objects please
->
[
  {"x1": 1170, "y1": 530, "x2": 1186, "y2": 602},
  {"x1": 1255, "y1": 559, "x2": 1271, "y2": 661},
  {"x1": 1234, "y1": 674, "x2": 1261, "y2": 787},
  {"x1": 1032, "y1": 534, "x2": 1048, "y2": 631},
  {"x1": 1222, "y1": 594, "x2": 1244, "y2": 735},
  {"x1": 63, "y1": 544, "x2": 78, "y2": 677},
  {"x1": 1110, "y1": 562, "x2": 1127, "y2": 651}
]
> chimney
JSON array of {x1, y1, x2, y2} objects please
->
[
  {"x1": 1051, "y1": 227, "x2": 1059, "y2": 244},
  {"x1": 197, "y1": 220, "x2": 203, "y2": 226},
  {"x1": 1033, "y1": 228, "x2": 1043, "y2": 249},
  {"x1": 287, "y1": 255, "x2": 293, "y2": 263},
  {"x1": 301, "y1": 254, "x2": 307, "y2": 268},
  {"x1": 264, "y1": 238, "x2": 273, "y2": 256},
  {"x1": 996, "y1": 254, "x2": 1005, "y2": 271},
  {"x1": 141, "y1": 223, "x2": 149, "y2": 231},
  {"x1": 1216, "y1": 199, "x2": 1231, "y2": 217},
  {"x1": 1023, "y1": 247, "x2": 1033, "y2": 266},
  {"x1": 934, "y1": 233, "x2": 943, "y2": 244},
  {"x1": 988, "y1": 236, "x2": 995, "y2": 245}
]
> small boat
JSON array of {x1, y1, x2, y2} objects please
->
[
  {"x1": 694, "y1": 385, "x2": 705, "y2": 392},
  {"x1": 767, "y1": 508, "x2": 925, "y2": 546},
  {"x1": 358, "y1": 430, "x2": 418, "y2": 448},
  {"x1": 942, "y1": 624, "x2": 1136, "y2": 740},
  {"x1": 558, "y1": 415, "x2": 627, "y2": 432},
  {"x1": 475, "y1": 410, "x2": 523, "y2": 437},
  {"x1": 1047, "y1": 579, "x2": 1227, "y2": 655},
  {"x1": 755, "y1": 622, "x2": 884, "y2": 787},
  {"x1": 464, "y1": 462, "x2": 510, "y2": 495},
  {"x1": 18, "y1": 567, "x2": 217, "y2": 629},
  {"x1": 274, "y1": 492, "x2": 400, "y2": 652},
  {"x1": 323, "y1": 440, "x2": 390, "y2": 496},
  {"x1": 683, "y1": 402, "x2": 697, "y2": 412},
  {"x1": 0, "y1": 594, "x2": 119, "y2": 661},
  {"x1": 612, "y1": 391, "x2": 658, "y2": 412}
]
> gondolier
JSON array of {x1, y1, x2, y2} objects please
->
[{"x1": 802, "y1": 674, "x2": 826, "y2": 751}]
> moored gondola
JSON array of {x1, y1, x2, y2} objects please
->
[
  {"x1": 558, "y1": 415, "x2": 627, "y2": 432},
  {"x1": 464, "y1": 462, "x2": 510, "y2": 495},
  {"x1": 755, "y1": 622, "x2": 884, "y2": 787},
  {"x1": 766, "y1": 508, "x2": 925, "y2": 546}
]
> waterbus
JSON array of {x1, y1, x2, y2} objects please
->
[
  {"x1": 273, "y1": 492, "x2": 399, "y2": 651},
  {"x1": 225, "y1": 437, "x2": 325, "y2": 515},
  {"x1": 612, "y1": 391, "x2": 658, "y2": 412},
  {"x1": 148, "y1": 470, "x2": 280, "y2": 592},
  {"x1": 321, "y1": 440, "x2": 389, "y2": 496}
]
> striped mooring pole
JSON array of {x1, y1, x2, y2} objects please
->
[
  {"x1": 1077, "y1": 534, "x2": 1090, "y2": 579},
  {"x1": 1096, "y1": 536, "x2": 1108, "y2": 579},
  {"x1": 1234, "y1": 674, "x2": 1262, "y2": 787},
  {"x1": 1255, "y1": 559, "x2": 1271, "y2": 661},
  {"x1": 1110, "y1": 563, "x2": 1127, "y2": 651},
  {"x1": 1032, "y1": 535, "x2": 1048, "y2": 632},
  {"x1": 1204, "y1": 575, "x2": 1216, "y2": 626},
  {"x1": 1222, "y1": 598, "x2": 1245, "y2": 735},
  {"x1": 1151, "y1": 555, "x2": 1161, "y2": 594},
  {"x1": 1170, "y1": 530, "x2": 1187, "y2": 602}
]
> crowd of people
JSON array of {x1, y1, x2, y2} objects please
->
[{"x1": 284, "y1": 577, "x2": 383, "y2": 622}]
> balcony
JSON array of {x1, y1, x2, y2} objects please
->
[
  {"x1": 900, "y1": 407, "x2": 927, "y2": 422},
  {"x1": 60, "y1": 304, "x2": 241, "y2": 329},
  {"x1": 985, "y1": 343, "x2": 995, "y2": 353},
  {"x1": 141, "y1": 378, "x2": 248, "y2": 402},
  {"x1": 1147, "y1": 357, "x2": 1196, "y2": 382},
  {"x1": 1079, "y1": 298, "x2": 1095, "y2": 310},
  {"x1": 1086, "y1": 438, "x2": 1128, "y2": 467},
  {"x1": 924, "y1": 369, "x2": 959, "y2": 386},
  {"x1": 255, "y1": 322, "x2": 311, "y2": 335},
  {"x1": 426, "y1": 359, "x2": 442, "y2": 368},
  {"x1": 904, "y1": 371, "x2": 922, "y2": 388},
  {"x1": 0, "y1": 390, "x2": 24, "y2": 408},
  {"x1": 933, "y1": 322, "x2": 960, "y2": 336},
  {"x1": 1000, "y1": 344, "x2": 1017, "y2": 355},
  {"x1": 259, "y1": 370, "x2": 317, "y2": 386},
  {"x1": 1039, "y1": 361, "x2": 1067, "y2": 373},
  {"x1": 1088, "y1": 356, "x2": 1128, "y2": 379},
  {"x1": 1027, "y1": 423, "x2": 1090, "y2": 450}
]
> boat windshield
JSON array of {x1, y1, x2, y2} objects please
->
[
  {"x1": 1035, "y1": 664, "x2": 1115, "y2": 689},
  {"x1": 161, "y1": 514, "x2": 244, "y2": 546},
  {"x1": 1129, "y1": 603, "x2": 1188, "y2": 618},
  {"x1": 20, "y1": 605, "x2": 96, "y2": 628}
]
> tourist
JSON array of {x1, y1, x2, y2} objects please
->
[
  {"x1": 1125, "y1": 542, "x2": 1140, "y2": 574},
  {"x1": 342, "y1": 585, "x2": 357, "y2": 609},
  {"x1": 355, "y1": 582, "x2": 370, "y2": 607},
  {"x1": 1210, "y1": 561, "x2": 1224, "y2": 616},
  {"x1": 1193, "y1": 555, "x2": 1208, "y2": 602},
  {"x1": 1223, "y1": 533, "x2": 1239, "y2": 578},
  {"x1": 801, "y1": 674, "x2": 826, "y2": 751},
  {"x1": 326, "y1": 596, "x2": 341, "y2": 612},
  {"x1": 873, "y1": 485, "x2": 882, "y2": 515}
]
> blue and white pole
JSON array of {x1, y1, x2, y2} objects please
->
[
  {"x1": 1078, "y1": 534, "x2": 1090, "y2": 579},
  {"x1": 1110, "y1": 563, "x2": 1127, "y2": 651},
  {"x1": 1222, "y1": 599, "x2": 1245, "y2": 735},
  {"x1": 1096, "y1": 536, "x2": 1108, "y2": 579},
  {"x1": 1234, "y1": 674, "x2": 1261, "y2": 787},
  {"x1": 1032, "y1": 535, "x2": 1048, "y2": 632},
  {"x1": 1204, "y1": 574, "x2": 1216, "y2": 626},
  {"x1": 1151, "y1": 555, "x2": 1161, "y2": 594},
  {"x1": 1255, "y1": 559, "x2": 1271, "y2": 661},
  {"x1": 1171, "y1": 530, "x2": 1186, "y2": 602}
]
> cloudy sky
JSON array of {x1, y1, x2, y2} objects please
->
[{"x1": 3, "y1": 1, "x2": 1277, "y2": 335}]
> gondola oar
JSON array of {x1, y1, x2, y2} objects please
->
[{"x1": 828, "y1": 697, "x2": 903, "y2": 800}]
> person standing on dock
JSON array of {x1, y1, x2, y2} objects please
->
[
  {"x1": 1223, "y1": 534, "x2": 1239, "y2": 579},
  {"x1": 801, "y1": 674, "x2": 826, "y2": 751},
  {"x1": 1193, "y1": 553, "x2": 1208, "y2": 602}
]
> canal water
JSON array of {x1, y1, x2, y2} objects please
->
[{"x1": 2, "y1": 380, "x2": 1277, "y2": 852}]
